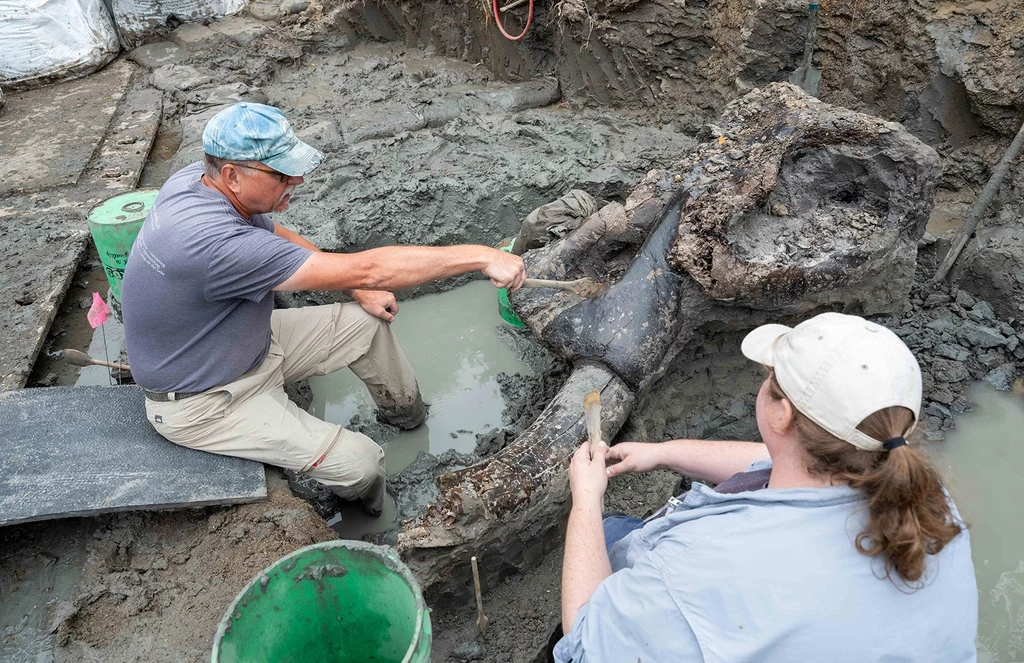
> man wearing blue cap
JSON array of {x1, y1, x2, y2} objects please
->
[{"x1": 121, "y1": 102, "x2": 526, "y2": 516}]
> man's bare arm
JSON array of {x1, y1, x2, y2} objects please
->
[
  {"x1": 273, "y1": 223, "x2": 320, "y2": 252},
  {"x1": 274, "y1": 245, "x2": 526, "y2": 292}
]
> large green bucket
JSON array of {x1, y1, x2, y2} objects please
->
[
  {"x1": 211, "y1": 541, "x2": 431, "y2": 663},
  {"x1": 87, "y1": 189, "x2": 159, "y2": 303}
]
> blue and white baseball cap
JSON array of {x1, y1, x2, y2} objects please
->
[{"x1": 202, "y1": 102, "x2": 324, "y2": 177}]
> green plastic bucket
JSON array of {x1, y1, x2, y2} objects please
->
[
  {"x1": 211, "y1": 541, "x2": 431, "y2": 663},
  {"x1": 87, "y1": 189, "x2": 159, "y2": 303},
  {"x1": 497, "y1": 240, "x2": 526, "y2": 328}
]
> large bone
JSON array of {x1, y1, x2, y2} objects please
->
[
  {"x1": 397, "y1": 362, "x2": 634, "y2": 608},
  {"x1": 393, "y1": 83, "x2": 942, "y2": 608},
  {"x1": 510, "y1": 83, "x2": 941, "y2": 393}
]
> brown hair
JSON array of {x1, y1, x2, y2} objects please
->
[{"x1": 767, "y1": 373, "x2": 963, "y2": 585}]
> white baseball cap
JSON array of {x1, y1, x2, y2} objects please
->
[{"x1": 741, "y1": 312, "x2": 922, "y2": 451}]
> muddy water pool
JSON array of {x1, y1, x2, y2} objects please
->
[
  {"x1": 930, "y1": 384, "x2": 1024, "y2": 661},
  {"x1": 310, "y1": 280, "x2": 535, "y2": 537}
]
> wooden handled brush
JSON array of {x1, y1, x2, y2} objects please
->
[
  {"x1": 583, "y1": 390, "x2": 602, "y2": 456},
  {"x1": 522, "y1": 277, "x2": 603, "y2": 298}
]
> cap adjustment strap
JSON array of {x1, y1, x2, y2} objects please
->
[{"x1": 882, "y1": 436, "x2": 907, "y2": 451}]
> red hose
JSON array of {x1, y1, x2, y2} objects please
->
[{"x1": 492, "y1": 0, "x2": 534, "y2": 41}]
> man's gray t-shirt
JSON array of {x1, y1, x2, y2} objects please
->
[{"x1": 121, "y1": 162, "x2": 312, "y2": 393}]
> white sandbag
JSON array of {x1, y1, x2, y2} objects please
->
[
  {"x1": 111, "y1": 0, "x2": 247, "y2": 49},
  {"x1": 0, "y1": 0, "x2": 120, "y2": 88}
]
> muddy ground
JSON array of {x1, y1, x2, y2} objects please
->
[{"x1": 1, "y1": 0, "x2": 1023, "y2": 661}]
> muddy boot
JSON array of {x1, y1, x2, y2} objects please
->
[
  {"x1": 376, "y1": 392, "x2": 427, "y2": 430},
  {"x1": 356, "y1": 474, "x2": 387, "y2": 518}
]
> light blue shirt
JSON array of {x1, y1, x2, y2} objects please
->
[{"x1": 555, "y1": 462, "x2": 978, "y2": 662}]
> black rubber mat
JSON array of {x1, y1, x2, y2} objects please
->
[{"x1": 0, "y1": 385, "x2": 266, "y2": 526}]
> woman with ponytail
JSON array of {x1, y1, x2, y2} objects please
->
[{"x1": 555, "y1": 312, "x2": 977, "y2": 663}]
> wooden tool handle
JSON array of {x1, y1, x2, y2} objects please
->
[
  {"x1": 62, "y1": 348, "x2": 131, "y2": 371},
  {"x1": 471, "y1": 556, "x2": 487, "y2": 632},
  {"x1": 583, "y1": 390, "x2": 602, "y2": 456},
  {"x1": 523, "y1": 278, "x2": 576, "y2": 292}
]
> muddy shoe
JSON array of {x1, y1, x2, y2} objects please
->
[
  {"x1": 357, "y1": 499, "x2": 383, "y2": 519},
  {"x1": 377, "y1": 398, "x2": 427, "y2": 430}
]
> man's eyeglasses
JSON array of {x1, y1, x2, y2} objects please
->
[{"x1": 240, "y1": 164, "x2": 291, "y2": 183}]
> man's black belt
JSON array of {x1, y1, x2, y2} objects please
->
[{"x1": 142, "y1": 389, "x2": 203, "y2": 402}]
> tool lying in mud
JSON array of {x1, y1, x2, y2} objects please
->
[
  {"x1": 61, "y1": 348, "x2": 131, "y2": 372},
  {"x1": 934, "y1": 115, "x2": 1024, "y2": 282},
  {"x1": 522, "y1": 277, "x2": 603, "y2": 298},
  {"x1": 471, "y1": 556, "x2": 489, "y2": 634},
  {"x1": 584, "y1": 390, "x2": 602, "y2": 456}
]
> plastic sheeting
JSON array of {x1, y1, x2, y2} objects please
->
[
  {"x1": 111, "y1": 0, "x2": 247, "y2": 48},
  {"x1": 0, "y1": 0, "x2": 120, "y2": 88}
]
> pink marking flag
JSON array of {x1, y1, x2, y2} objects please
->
[{"x1": 87, "y1": 292, "x2": 111, "y2": 328}]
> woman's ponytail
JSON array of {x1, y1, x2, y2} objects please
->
[{"x1": 767, "y1": 374, "x2": 963, "y2": 584}]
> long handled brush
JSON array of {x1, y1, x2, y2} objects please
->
[{"x1": 522, "y1": 277, "x2": 603, "y2": 298}]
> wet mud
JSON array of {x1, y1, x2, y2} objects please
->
[
  {"x1": 1, "y1": 1, "x2": 1022, "y2": 661},
  {"x1": 300, "y1": 281, "x2": 568, "y2": 539},
  {"x1": 932, "y1": 385, "x2": 1024, "y2": 663}
]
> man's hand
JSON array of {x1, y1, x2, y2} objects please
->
[
  {"x1": 569, "y1": 441, "x2": 608, "y2": 508},
  {"x1": 605, "y1": 442, "x2": 664, "y2": 479},
  {"x1": 352, "y1": 289, "x2": 399, "y2": 323},
  {"x1": 482, "y1": 248, "x2": 527, "y2": 292}
]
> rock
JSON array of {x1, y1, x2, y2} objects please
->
[
  {"x1": 920, "y1": 414, "x2": 945, "y2": 441},
  {"x1": 934, "y1": 343, "x2": 970, "y2": 362},
  {"x1": 954, "y1": 289, "x2": 976, "y2": 309},
  {"x1": 978, "y1": 351, "x2": 1006, "y2": 368},
  {"x1": 931, "y1": 358, "x2": 970, "y2": 383},
  {"x1": 449, "y1": 641, "x2": 486, "y2": 662},
  {"x1": 983, "y1": 364, "x2": 1016, "y2": 391},
  {"x1": 930, "y1": 385, "x2": 955, "y2": 404},
  {"x1": 923, "y1": 293, "x2": 951, "y2": 307},
  {"x1": 958, "y1": 321, "x2": 1008, "y2": 348},
  {"x1": 925, "y1": 401, "x2": 951, "y2": 419},
  {"x1": 127, "y1": 42, "x2": 187, "y2": 70},
  {"x1": 968, "y1": 300, "x2": 995, "y2": 322},
  {"x1": 152, "y1": 64, "x2": 214, "y2": 93},
  {"x1": 926, "y1": 315, "x2": 956, "y2": 333},
  {"x1": 952, "y1": 225, "x2": 1024, "y2": 321},
  {"x1": 281, "y1": 0, "x2": 310, "y2": 13}
]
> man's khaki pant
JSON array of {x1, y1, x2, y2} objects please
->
[{"x1": 145, "y1": 303, "x2": 423, "y2": 513}]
